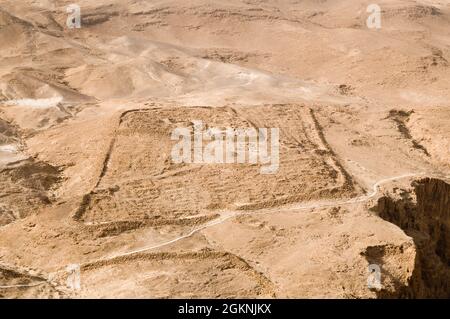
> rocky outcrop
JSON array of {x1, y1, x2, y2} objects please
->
[{"x1": 376, "y1": 178, "x2": 450, "y2": 298}]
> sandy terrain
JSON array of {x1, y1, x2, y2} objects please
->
[{"x1": 0, "y1": 0, "x2": 449, "y2": 298}]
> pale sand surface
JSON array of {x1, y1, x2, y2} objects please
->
[{"x1": 0, "y1": 0, "x2": 449, "y2": 298}]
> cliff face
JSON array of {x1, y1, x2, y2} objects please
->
[{"x1": 376, "y1": 178, "x2": 450, "y2": 298}]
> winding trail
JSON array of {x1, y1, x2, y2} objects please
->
[
  {"x1": 2, "y1": 171, "x2": 440, "y2": 289},
  {"x1": 0, "y1": 282, "x2": 47, "y2": 289},
  {"x1": 0, "y1": 173, "x2": 436, "y2": 289},
  {"x1": 97, "y1": 172, "x2": 423, "y2": 258}
]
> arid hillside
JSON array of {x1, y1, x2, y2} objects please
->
[{"x1": 0, "y1": 0, "x2": 449, "y2": 298}]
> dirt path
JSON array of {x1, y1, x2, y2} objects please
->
[
  {"x1": 90, "y1": 172, "x2": 425, "y2": 259},
  {"x1": 2, "y1": 170, "x2": 440, "y2": 290}
]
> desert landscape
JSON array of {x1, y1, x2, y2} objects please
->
[{"x1": 0, "y1": 0, "x2": 449, "y2": 298}]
